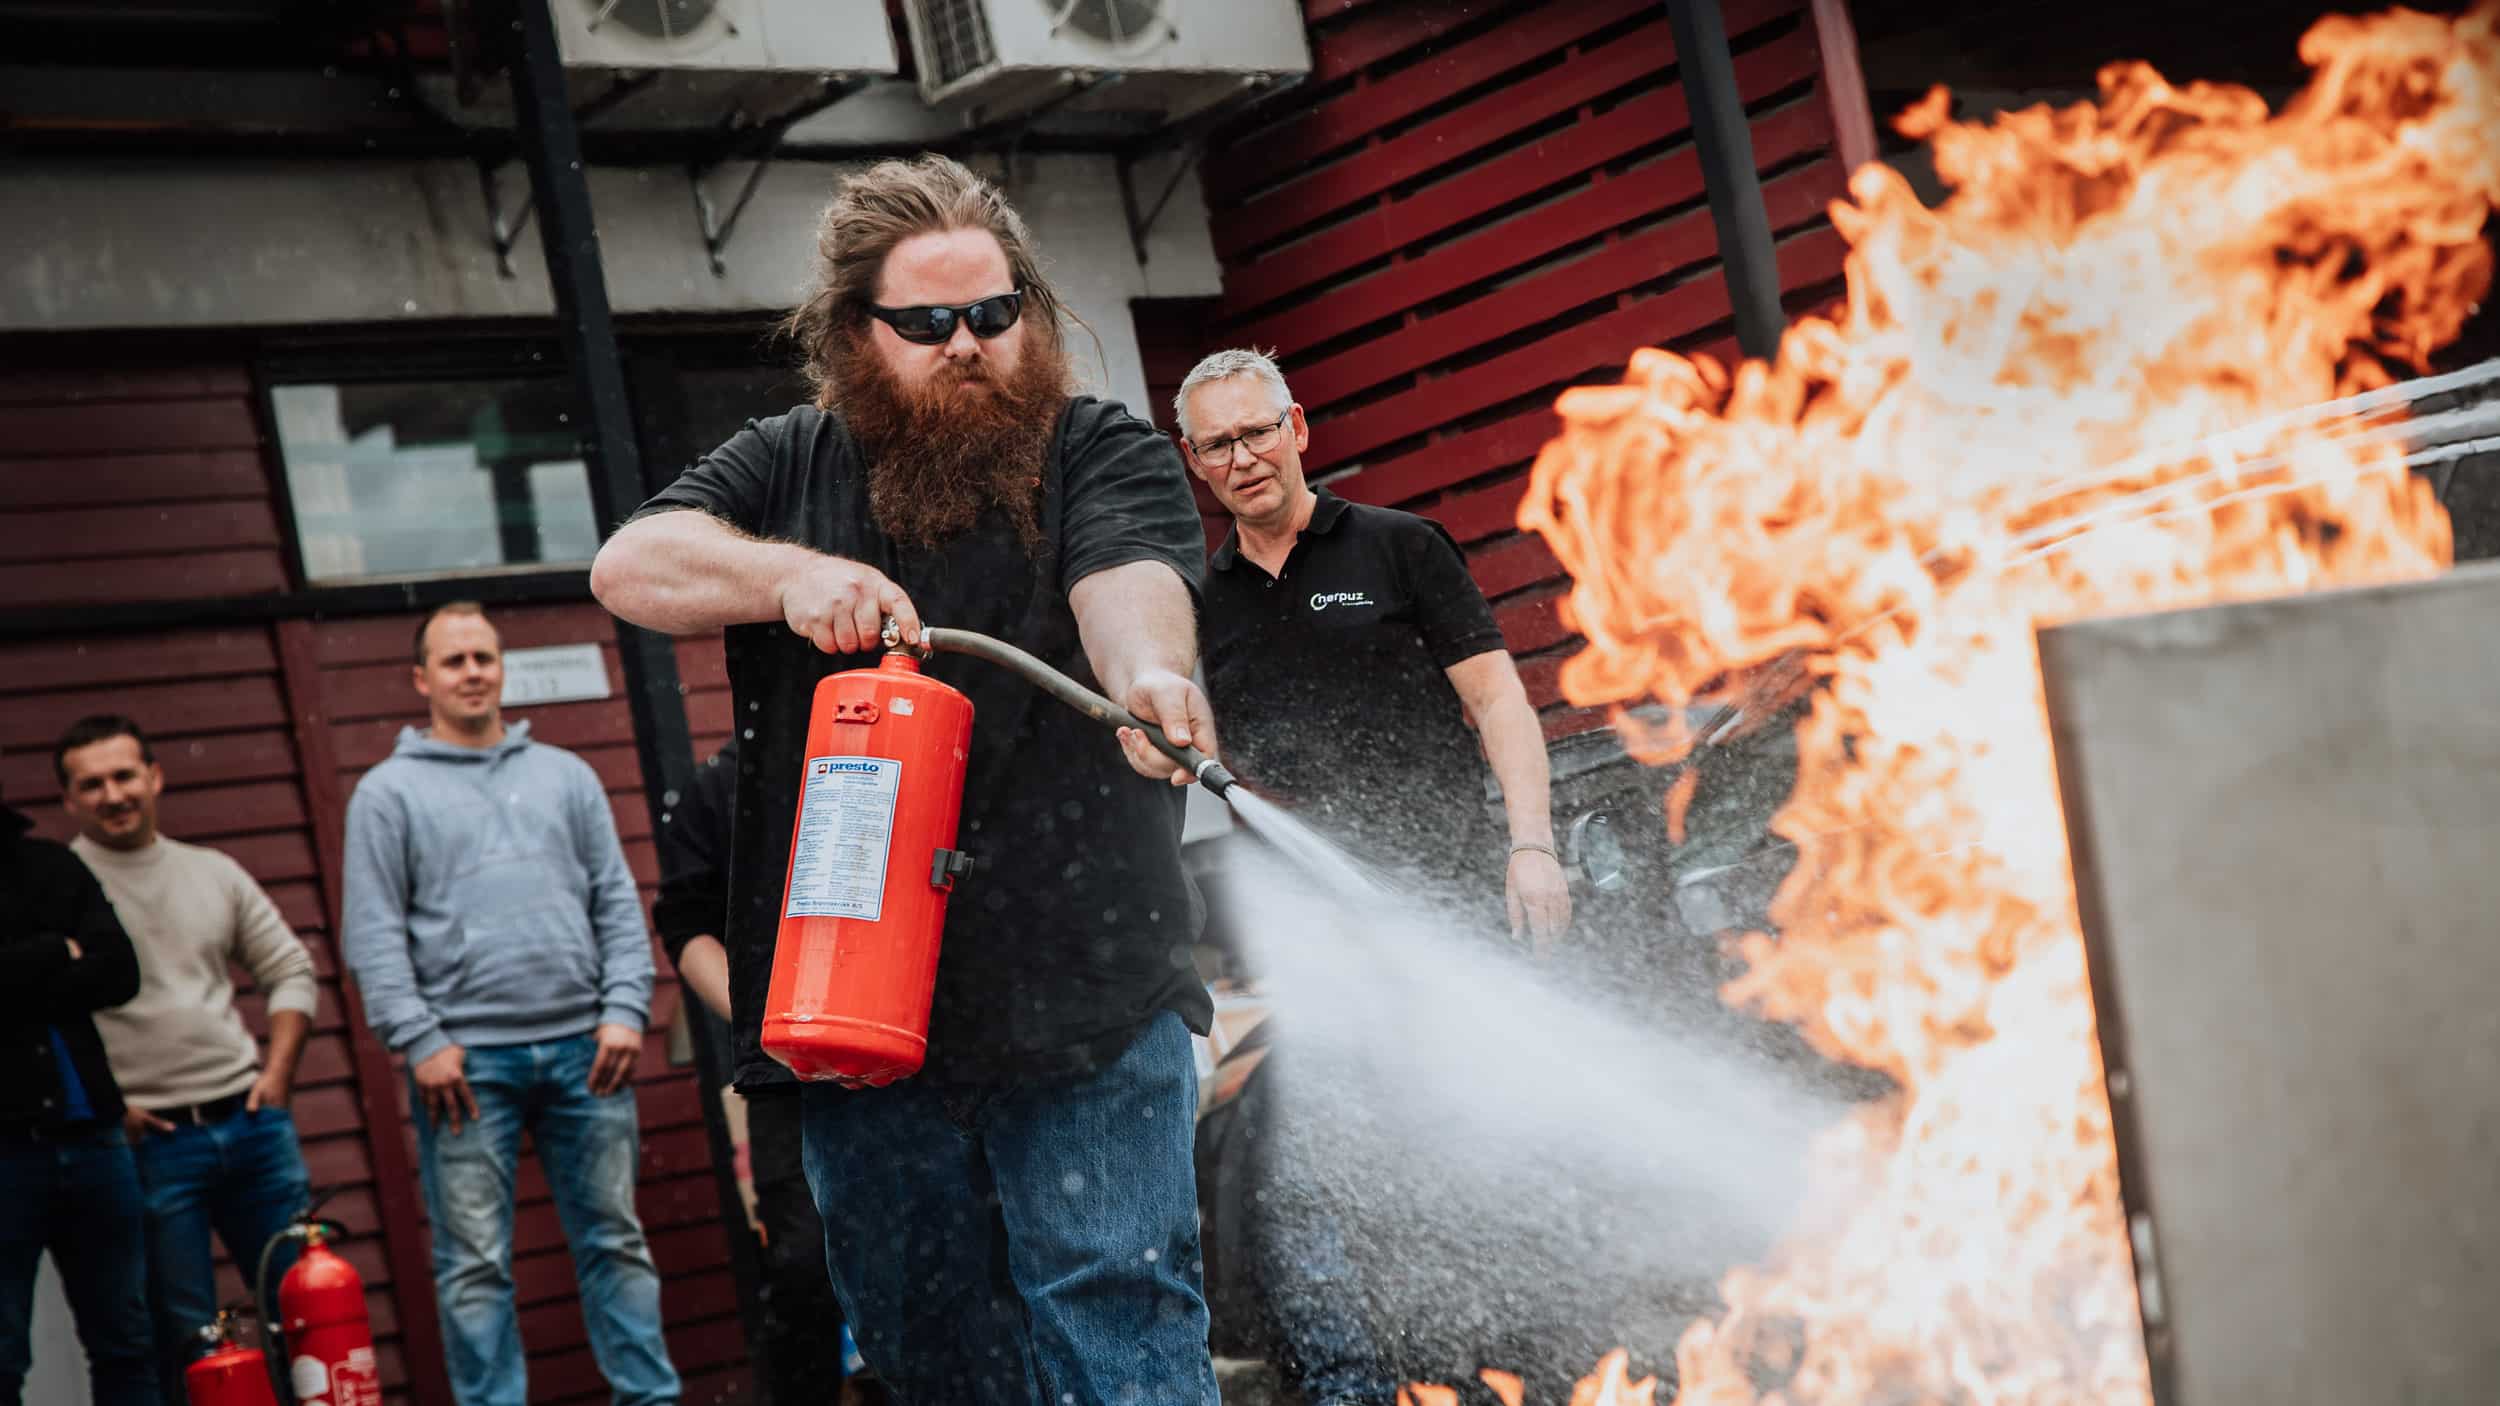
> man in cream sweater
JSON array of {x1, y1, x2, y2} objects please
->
[{"x1": 56, "y1": 713, "x2": 318, "y2": 1405}]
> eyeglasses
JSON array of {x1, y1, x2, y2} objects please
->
[
  {"x1": 1188, "y1": 412, "x2": 1292, "y2": 465},
  {"x1": 866, "y1": 290, "x2": 1025, "y2": 346}
]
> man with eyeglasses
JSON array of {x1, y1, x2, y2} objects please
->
[
  {"x1": 1148, "y1": 347, "x2": 1571, "y2": 1405},
  {"x1": 1161, "y1": 348, "x2": 1570, "y2": 944},
  {"x1": 593, "y1": 155, "x2": 1221, "y2": 1405}
]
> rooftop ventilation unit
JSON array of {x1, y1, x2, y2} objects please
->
[
  {"x1": 550, "y1": 0, "x2": 900, "y2": 121},
  {"x1": 902, "y1": 0, "x2": 1309, "y2": 127}
]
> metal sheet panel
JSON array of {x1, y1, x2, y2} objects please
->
[{"x1": 2040, "y1": 563, "x2": 2500, "y2": 1405}]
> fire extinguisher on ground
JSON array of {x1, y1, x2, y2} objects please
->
[
  {"x1": 183, "y1": 1189, "x2": 381, "y2": 1406},
  {"x1": 270, "y1": 1215, "x2": 380, "y2": 1406},
  {"x1": 184, "y1": 1307, "x2": 276, "y2": 1406}
]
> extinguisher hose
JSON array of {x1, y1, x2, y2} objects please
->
[{"x1": 913, "y1": 625, "x2": 1241, "y2": 797}]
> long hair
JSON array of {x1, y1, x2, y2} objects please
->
[{"x1": 783, "y1": 155, "x2": 1071, "y2": 409}]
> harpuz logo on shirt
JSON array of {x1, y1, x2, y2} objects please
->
[{"x1": 1309, "y1": 590, "x2": 1375, "y2": 612}]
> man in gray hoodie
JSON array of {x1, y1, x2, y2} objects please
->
[{"x1": 341, "y1": 601, "x2": 678, "y2": 1406}]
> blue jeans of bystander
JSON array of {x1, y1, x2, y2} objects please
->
[
  {"x1": 133, "y1": 1103, "x2": 311, "y2": 1406},
  {"x1": 411, "y1": 1034, "x2": 680, "y2": 1406},
  {"x1": 0, "y1": 1123, "x2": 158, "y2": 1406}
]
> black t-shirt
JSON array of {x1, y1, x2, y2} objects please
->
[
  {"x1": 652, "y1": 743, "x2": 737, "y2": 973},
  {"x1": 650, "y1": 743, "x2": 749, "y2": 1089},
  {"x1": 1200, "y1": 489, "x2": 1510, "y2": 898},
  {"x1": 635, "y1": 398, "x2": 1213, "y2": 1088}
]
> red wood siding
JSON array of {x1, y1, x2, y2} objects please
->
[
  {"x1": 0, "y1": 366, "x2": 290, "y2": 607},
  {"x1": 1193, "y1": 0, "x2": 1860, "y2": 738}
]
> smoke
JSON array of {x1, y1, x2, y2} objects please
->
[{"x1": 1219, "y1": 837, "x2": 1864, "y2": 1394}]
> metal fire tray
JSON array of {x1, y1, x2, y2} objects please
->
[{"x1": 2039, "y1": 561, "x2": 2500, "y2": 1405}]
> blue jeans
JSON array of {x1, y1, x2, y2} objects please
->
[
  {"x1": 411, "y1": 1035, "x2": 680, "y2": 1406},
  {"x1": 801, "y1": 1011, "x2": 1217, "y2": 1406},
  {"x1": 133, "y1": 1104, "x2": 310, "y2": 1406},
  {"x1": 0, "y1": 1124, "x2": 157, "y2": 1406}
]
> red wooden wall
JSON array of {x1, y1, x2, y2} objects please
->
[
  {"x1": 0, "y1": 363, "x2": 752, "y2": 1406},
  {"x1": 0, "y1": 367, "x2": 288, "y2": 606},
  {"x1": 1187, "y1": 0, "x2": 1865, "y2": 737}
]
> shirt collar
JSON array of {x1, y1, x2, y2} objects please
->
[{"x1": 1212, "y1": 487, "x2": 1347, "y2": 573}]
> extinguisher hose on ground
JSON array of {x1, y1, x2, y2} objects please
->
[{"x1": 905, "y1": 623, "x2": 1242, "y2": 797}]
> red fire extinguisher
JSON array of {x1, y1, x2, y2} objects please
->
[
  {"x1": 276, "y1": 1222, "x2": 380, "y2": 1406},
  {"x1": 236, "y1": 1199, "x2": 378, "y2": 1406},
  {"x1": 183, "y1": 1308, "x2": 276, "y2": 1406},
  {"x1": 763, "y1": 645, "x2": 975, "y2": 1084}
]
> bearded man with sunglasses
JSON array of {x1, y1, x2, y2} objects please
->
[{"x1": 593, "y1": 155, "x2": 1220, "y2": 1406}]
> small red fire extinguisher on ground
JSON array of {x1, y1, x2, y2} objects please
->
[
  {"x1": 246, "y1": 1193, "x2": 380, "y2": 1406},
  {"x1": 763, "y1": 633, "x2": 976, "y2": 1084},
  {"x1": 183, "y1": 1308, "x2": 276, "y2": 1406},
  {"x1": 277, "y1": 1222, "x2": 380, "y2": 1406}
]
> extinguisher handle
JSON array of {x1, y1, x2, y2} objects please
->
[{"x1": 910, "y1": 625, "x2": 1240, "y2": 796}]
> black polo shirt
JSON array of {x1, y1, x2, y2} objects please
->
[
  {"x1": 635, "y1": 398, "x2": 1213, "y2": 1089},
  {"x1": 1201, "y1": 489, "x2": 1510, "y2": 897}
]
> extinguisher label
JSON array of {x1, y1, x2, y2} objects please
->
[
  {"x1": 786, "y1": 755, "x2": 903, "y2": 920},
  {"x1": 337, "y1": 1347, "x2": 381, "y2": 1406}
]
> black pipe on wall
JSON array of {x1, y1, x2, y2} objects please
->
[{"x1": 1665, "y1": 0, "x2": 1789, "y2": 362}]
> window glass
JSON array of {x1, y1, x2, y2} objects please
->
[{"x1": 272, "y1": 378, "x2": 598, "y2": 582}]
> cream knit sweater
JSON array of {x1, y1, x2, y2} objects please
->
[{"x1": 73, "y1": 834, "x2": 319, "y2": 1109}]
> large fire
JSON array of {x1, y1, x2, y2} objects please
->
[{"x1": 1494, "y1": 5, "x2": 2498, "y2": 1403}]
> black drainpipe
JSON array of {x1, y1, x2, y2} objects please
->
[{"x1": 1665, "y1": 0, "x2": 1789, "y2": 361}]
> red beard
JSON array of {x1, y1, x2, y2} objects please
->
[{"x1": 830, "y1": 328, "x2": 1067, "y2": 551}]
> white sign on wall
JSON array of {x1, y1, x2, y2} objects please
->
[{"x1": 500, "y1": 643, "x2": 612, "y2": 707}]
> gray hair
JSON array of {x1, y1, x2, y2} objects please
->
[{"x1": 1173, "y1": 347, "x2": 1292, "y2": 440}]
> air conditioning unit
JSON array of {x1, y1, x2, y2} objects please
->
[
  {"x1": 548, "y1": 0, "x2": 900, "y2": 122},
  {"x1": 903, "y1": 0, "x2": 1310, "y2": 127}
]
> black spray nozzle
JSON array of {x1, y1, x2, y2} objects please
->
[{"x1": 888, "y1": 619, "x2": 1236, "y2": 797}]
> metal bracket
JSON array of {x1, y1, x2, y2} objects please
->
[
  {"x1": 955, "y1": 71, "x2": 1120, "y2": 176},
  {"x1": 1116, "y1": 137, "x2": 1206, "y2": 267},
  {"x1": 930, "y1": 848, "x2": 979, "y2": 890},
  {"x1": 689, "y1": 157, "x2": 774, "y2": 278},
  {"x1": 479, "y1": 157, "x2": 536, "y2": 278},
  {"x1": 1110, "y1": 73, "x2": 1304, "y2": 265},
  {"x1": 688, "y1": 75, "x2": 871, "y2": 276},
  {"x1": 573, "y1": 70, "x2": 660, "y2": 128}
]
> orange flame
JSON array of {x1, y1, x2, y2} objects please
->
[{"x1": 1518, "y1": 5, "x2": 2498, "y2": 1401}]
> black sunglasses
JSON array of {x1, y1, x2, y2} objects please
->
[{"x1": 866, "y1": 290, "x2": 1026, "y2": 346}]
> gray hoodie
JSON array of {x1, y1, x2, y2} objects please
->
[{"x1": 341, "y1": 721, "x2": 652, "y2": 1065}]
